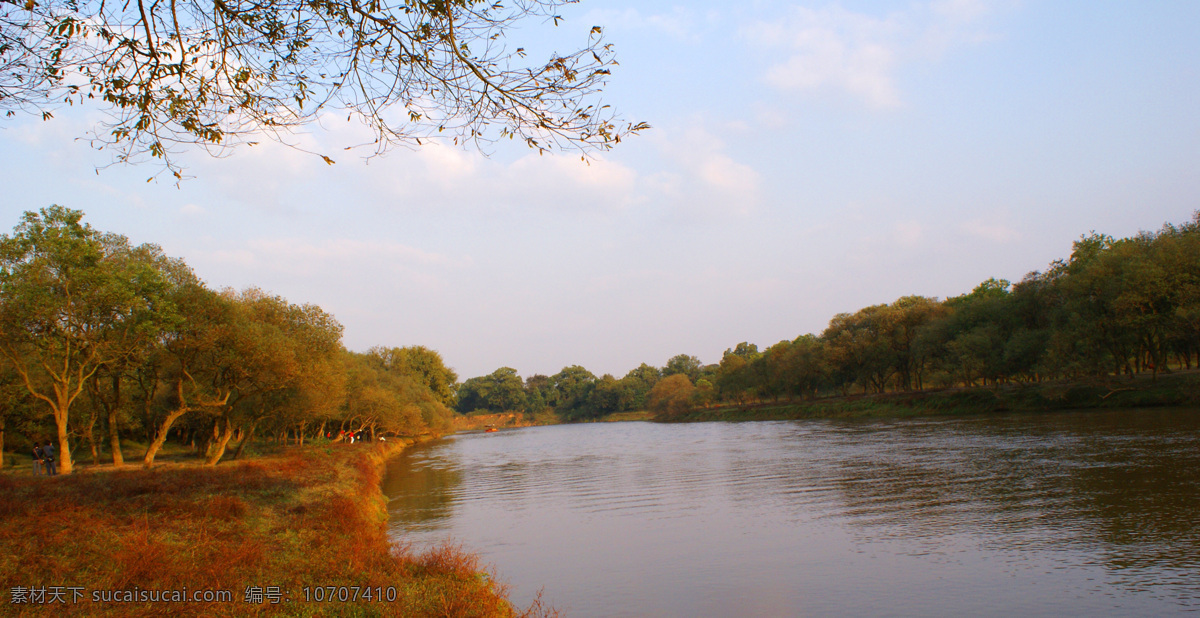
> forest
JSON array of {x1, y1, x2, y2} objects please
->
[
  {"x1": 456, "y1": 212, "x2": 1200, "y2": 420},
  {"x1": 0, "y1": 207, "x2": 459, "y2": 474},
  {"x1": 3, "y1": 208, "x2": 1199, "y2": 474}
]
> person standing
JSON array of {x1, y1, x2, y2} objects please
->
[
  {"x1": 42, "y1": 441, "x2": 57, "y2": 475},
  {"x1": 31, "y1": 445, "x2": 43, "y2": 476}
]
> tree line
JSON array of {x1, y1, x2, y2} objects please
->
[
  {"x1": 456, "y1": 212, "x2": 1200, "y2": 419},
  {"x1": 0, "y1": 207, "x2": 459, "y2": 473},
  {"x1": 5, "y1": 207, "x2": 1197, "y2": 468}
]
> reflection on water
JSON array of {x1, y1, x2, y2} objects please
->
[
  {"x1": 384, "y1": 409, "x2": 1200, "y2": 616},
  {"x1": 380, "y1": 446, "x2": 462, "y2": 530}
]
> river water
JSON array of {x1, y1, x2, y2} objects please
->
[{"x1": 383, "y1": 409, "x2": 1200, "y2": 616}]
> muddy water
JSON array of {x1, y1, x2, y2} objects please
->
[{"x1": 384, "y1": 409, "x2": 1200, "y2": 616}]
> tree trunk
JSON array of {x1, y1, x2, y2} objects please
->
[
  {"x1": 233, "y1": 420, "x2": 258, "y2": 460},
  {"x1": 205, "y1": 416, "x2": 235, "y2": 466},
  {"x1": 108, "y1": 406, "x2": 124, "y2": 466},
  {"x1": 83, "y1": 413, "x2": 100, "y2": 466},
  {"x1": 53, "y1": 386, "x2": 74, "y2": 475},
  {"x1": 144, "y1": 401, "x2": 156, "y2": 443},
  {"x1": 143, "y1": 408, "x2": 188, "y2": 468},
  {"x1": 0, "y1": 415, "x2": 5, "y2": 469},
  {"x1": 200, "y1": 417, "x2": 219, "y2": 457}
]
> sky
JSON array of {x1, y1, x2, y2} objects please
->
[{"x1": 2, "y1": 0, "x2": 1199, "y2": 380}]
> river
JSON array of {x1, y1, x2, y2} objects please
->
[{"x1": 383, "y1": 408, "x2": 1200, "y2": 616}]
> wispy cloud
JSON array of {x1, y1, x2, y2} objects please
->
[
  {"x1": 583, "y1": 7, "x2": 701, "y2": 41},
  {"x1": 650, "y1": 122, "x2": 762, "y2": 216},
  {"x1": 743, "y1": 1, "x2": 1004, "y2": 108},
  {"x1": 961, "y1": 219, "x2": 1020, "y2": 243},
  {"x1": 751, "y1": 7, "x2": 902, "y2": 108},
  {"x1": 195, "y1": 237, "x2": 468, "y2": 291}
]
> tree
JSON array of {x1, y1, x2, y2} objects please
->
[
  {"x1": 0, "y1": 207, "x2": 170, "y2": 474},
  {"x1": 341, "y1": 352, "x2": 436, "y2": 440},
  {"x1": 140, "y1": 270, "x2": 234, "y2": 468},
  {"x1": 455, "y1": 366, "x2": 525, "y2": 413},
  {"x1": 2, "y1": 0, "x2": 647, "y2": 177},
  {"x1": 620, "y1": 363, "x2": 660, "y2": 410},
  {"x1": 201, "y1": 287, "x2": 344, "y2": 465},
  {"x1": 0, "y1": 360, "x2": 42, "y2": 469},
  {"x1": 662, "y1": 354, "x2": 702, "y2": 382},
  {"x1": 524, "y1": 374, "x2": 553, "y2": 412},
  {"x1": 369, "y1": 345, "x2": 458, "y2": 407},
  {"x1": 576, "y1": 373, "x2": 625, "y2": 419},
  {"x1": 716, "y1": 342, "x2": 760, "y2": 403},
  {"x1": 823, "y1": 307, "x2": 896, "y2": 394},
  {"x1": 549, "y1": 364, "x2": 595, "y2": 417},
  {"x1": 647, "y1": 374, "x2": 695, "y2": 418}
]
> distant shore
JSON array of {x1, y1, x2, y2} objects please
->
[{"x1": 658, "y1": 370, "x2": 1200, "y2": 423}]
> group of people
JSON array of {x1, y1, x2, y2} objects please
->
[
  {"x1": 330, "y1": 430, "x2": 371, "y2": 444},
  {"x1": 31, "y1": 442, "x2": 58, "y2": 476}
]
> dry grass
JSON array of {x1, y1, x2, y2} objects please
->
[{"x1": 0, "y1": 441, "x2": 553, "y2": 617}]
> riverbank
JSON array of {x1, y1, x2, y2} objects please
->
[
  {"x1": 454, "y1": 410, "x2": 560, "y2": 431},
  {"x1": 0, "y1": 439, "x2": 550, "y2": 617},
  {"x1": 661, "y1": 370, "x2": 1200, "y2": 423}
]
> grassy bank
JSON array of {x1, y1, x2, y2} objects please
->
[
  {"x1": 662, "y1": 370, "x2": 1200, "y2": 423},
  {"x1": 454, "y1": 410, "x2": 560, "y2": 431},
  {"x1": 0, "y1": 440, "x2": 550, "y2": 617}
]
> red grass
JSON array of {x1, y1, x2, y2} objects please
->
[{"x1": 0, "y1": 443, "x2": 551, "y2": 617}]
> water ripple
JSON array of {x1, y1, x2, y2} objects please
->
[{"x1": 385, "y1": 409, "x2": 1200, "y2": 616}]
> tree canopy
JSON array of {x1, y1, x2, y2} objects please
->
[{"x1": 1, "y1": 0, "x2": 647, "y2": 176}]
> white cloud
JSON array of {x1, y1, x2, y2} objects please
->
[
  {"x1": 651, "y1": 123, "x2": 761, "y2": 216},
  {"x1": 186, "y1": 236, "x2": 472, "y2": 304},
  {"x1": 746, "y1": 7, "x2": 902, "y2": 108},
  {"x1": 416, "y1": 143, "x2": 479, "y2": 189},
  {"x1": 744, "y1": 1, "x2": 1003, "y2": 108},
  {"x1": 961, "y1": 219, "x2": 1019, "y2": 243},
  {"x1": 505, "y1": 153, "x2": 640, "y2": 209}
]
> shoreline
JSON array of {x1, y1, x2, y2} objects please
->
[
  {"x1": 0, "y1": 436, "x2": 545, "y2": 617},
  {"x1": 656, "y1": 370, "x2": 1200, "y2": 423}
]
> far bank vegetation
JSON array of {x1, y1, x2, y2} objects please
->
[{"x1": 454, "y1": 212, "x2": 1200, "y2": 421}]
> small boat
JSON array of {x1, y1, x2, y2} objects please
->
[{"x1": 484, "y1": 425, "x2": 499, "y2": 433}]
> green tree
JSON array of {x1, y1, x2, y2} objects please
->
[
  {"x1": 369, "y1": 345, "x2": 458, "y2": 407},
  {"x1": 578, "y1": 374, "x2": 626, "y2": 419},
  {"x1": 620, "y1": 363, "x2": 660, "y2": 410},
  {"x1": 202, "y1": 287, "x2": 344, "y2": 465},
  {"x1": 456, "y1": 366, "x2": 526, "y2": 413},
  {"x1": 139, "y1": 264, "x2": 250, "y2": 468},
  {"x1": 823, "y1": 307, "x2": 895, "y2": 394},
  {"x1": 0, "y1": 207, "x2": 171, "y2": 474},
  {"x1": 662, "y1": 354, "x2": 702, "y2": 382},
  {"x1": 550, "y1": 364, "x2": 596, "y2": 416},
  {"x1": 714, "y1": 343, "x2": 761, "y2": 403}
]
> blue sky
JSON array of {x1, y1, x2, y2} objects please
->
[{"x1": 2, "y1": 0, "x2": 1199, "y2": 379}]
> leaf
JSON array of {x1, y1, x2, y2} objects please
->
[{"x1": 321, "y1": 155, "x2": 335, "y2": 165}]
